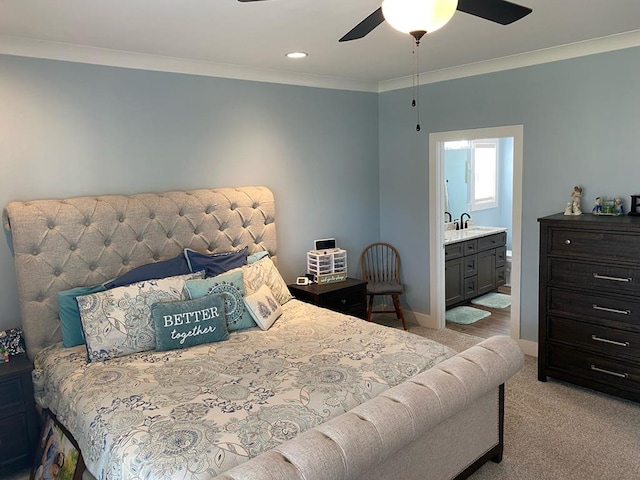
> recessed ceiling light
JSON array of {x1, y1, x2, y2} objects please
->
[{"x1": 286, "y1": 52, "x2": 308, "y2": 59}]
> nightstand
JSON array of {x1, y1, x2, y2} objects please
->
[
  {"x1": 0, "y1": 354, "x2": 39, "y2": 475},
  {"x1": 288, "y1": 278, "x2": 367, "y2": 319}
]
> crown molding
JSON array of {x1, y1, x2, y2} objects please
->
[
  {"x1": 378, "y1": 30, "x2": 640, "y2": 92},
  {"x1": 1, "y1": 30, "x2": 638, "y2": 94},
  {"x1": 0, "y1": 35, "x2": 379, "y2": 93}
]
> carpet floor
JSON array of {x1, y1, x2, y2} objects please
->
[{"x1": 408, "y1": 325, "x2": 640, "y2": 480}]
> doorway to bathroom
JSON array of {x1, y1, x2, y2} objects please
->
[{"x1": 428, "y1": 125, "x2": 523, "y2": 341}]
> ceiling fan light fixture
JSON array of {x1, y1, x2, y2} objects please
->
[
  {"x1": 381, "y1": 0, "x2": 458, "y2": 36},
  {"x1": 286, "y1": 52, "x2": 308, "y2": 59}
]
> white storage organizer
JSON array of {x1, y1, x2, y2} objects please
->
[{"x1": 307, "y1": 249, "x2": 347, "y2": 279}]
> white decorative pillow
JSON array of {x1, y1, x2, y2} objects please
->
[
  {"x1": 241, "y1": 256, "x2": 292, "y2": 305},
  {"x1": 77, "y1": 271, "x2": 204, "y2": 362},
  {"x1": 243, "y1": 284, "x2": 283, "y2": 330}
]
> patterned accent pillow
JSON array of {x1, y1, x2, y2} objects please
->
[
  {"x1": 77, "y1": 271, "x2": 204, "y2": 362},
  {"x1": 243, "y1": 284, "x2": 283, "y2": 330},
  {"x1": 241, "y1": 256, "x2": 292, "y2": 305},
  {"x1": 151, "y1": 294, "x2": 229, "y2": 351},
  {"x1": 185, "y1": 270, "x2": 257, "y2": 332}
]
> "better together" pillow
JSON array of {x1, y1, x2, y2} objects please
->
[{"x1": 151, "y1": 294, "x2": 229, "y2": 351}]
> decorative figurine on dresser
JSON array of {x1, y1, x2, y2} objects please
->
[
  {"x1": 564, "y1": 185, "x2": 583, "y2": 215},
  {"x1": 538, "y1": 212, "x2": 640, "y2": 403}
]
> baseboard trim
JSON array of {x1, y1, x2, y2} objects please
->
[{"x1": 406, "y1": 309, "x2": 539, "y2": 357}]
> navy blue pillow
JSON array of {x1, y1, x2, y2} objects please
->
[
  {"x1": 184, "y1": 247, "x2": 248, "y2": 278},
  {"x1": 103, "y1": 253, "x2": 191, "y2": 289}
]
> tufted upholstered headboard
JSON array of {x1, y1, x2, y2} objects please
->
[{"x1": 3, "y1": 186, "x2": 277, "y2": 361}]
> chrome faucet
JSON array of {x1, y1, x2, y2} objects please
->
[
  {"x1": 460, "y1": 212, "x2": 471, "y2": 229},
  {"x1": 444, "y1": 211, "x2": 452, "y2": 223}
]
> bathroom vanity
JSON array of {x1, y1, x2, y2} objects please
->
[{"x1": 445, "y1": 227, "x2": 507, "y2": 308}]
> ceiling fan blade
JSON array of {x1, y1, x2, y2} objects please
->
[
  {"x1": 457, "y1": 0, "x2": 532, "y2": 25},
  {"x1": 339, "y1": 8, "x2": 385, "y2": 42}
]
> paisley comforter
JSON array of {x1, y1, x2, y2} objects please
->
[{"x1": 33, "y1": 300, "x2": 455, "y2": 480}]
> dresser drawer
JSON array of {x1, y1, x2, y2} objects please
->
[
  {"x1": 445, "y1": 243, "x2": 464, "y2": 260},
  {"x1": 496, "y1": 266, "x2": 506, "y2": 287},
  {"x1": 478, "y1": 232, "x2": 506, "y2": 252},
  {"x1": 463, "y1": 239, "x2": 478, "y2": 255},
  {"x1": 495, "y1": 246, "x2": 506, "y2": 267},
  {"x1": 547, "y1": 228, "x2": 640, "y2": 263},
  {"x1": 464, "y1": 276, "x2": 478, "y2": 299},
  {"x1": 463, "y1": 254, "x2": 477, "y2": 277},
  {"x1": 322, "y1": 286, "x2": 361, "y2": 307},
  {"x1": 547, "y1": 345, "x2": 640, "y2": 395},
  {"x1": 0, "y1": 375, "x2": 27, "y2": 416},
  {"x1": 548, "y1": 316, "x2": 640, "y2": 361},
  {"x1": 548, "y1": 258, "x2": 640, "y2": 296},
  {"x1": 0, "y1": 413, "x2": 30, "y2": 466},
  {"x1": 547, "y1": 288, "x2": 640, "y2": 331}
]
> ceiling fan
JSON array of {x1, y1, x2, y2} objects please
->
[{"x1": 238, "y1": 0, "x2": 532, "y2": 43}]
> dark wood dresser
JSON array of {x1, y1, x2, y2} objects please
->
[
  {"x1": 0, "y1": 353, "x2": 39, "y2": 474},
  {"x1": 287, "y1": 278, "x2": 367, "y2": 320},
  {"x1": 538, "y1": 213, "x2": 640, "y2": 402}
]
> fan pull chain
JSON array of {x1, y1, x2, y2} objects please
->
[{"x1": 415, "y1": 42, "x2": 420, "y2": 132}]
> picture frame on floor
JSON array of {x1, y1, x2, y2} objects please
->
[{"x1": 30, "y1": 409, "x2": 84, "y2": 480}]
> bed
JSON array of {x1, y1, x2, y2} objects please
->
[{"x1": 3, "y1": 186, "x2": 524, "y2": 480}]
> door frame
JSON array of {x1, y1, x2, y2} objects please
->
[{"x1": 428, "y1": 125, "x2": 523, "y2": 340}]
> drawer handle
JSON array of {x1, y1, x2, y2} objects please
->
[
  {"x1": 590, "y1": 365, "x2": 628, "y2": 379},
  {"x1": 592, "y1": 304, "x2": 631, "y2": 315},
  {"x1": 564, "y1": 239, "x2": 571, "y2": 245},
  {"x1": 591, "y1": 335, "x2": 630, "y2": 347},
  {"x1": 593, "y1": 273, "x2": 632, "y2": 283}
]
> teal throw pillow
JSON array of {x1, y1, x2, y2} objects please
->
[
  {"x1": 185, "y1": 269, "x2": 257, "y2": 331},
  {"x1": 58, "y1": 284, "x2": 107, "y2": 347},
  {"x1": 247, "y1": 250, "x2": 270, "y2": 264},
  {"x1": 151, "y1": 294, "x2": 229, "y2": 351}
]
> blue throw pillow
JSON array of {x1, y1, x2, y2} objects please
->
[
  {"x1": 58, "y1": 284, "x2": 107, "y2": 347},
  {"x1": 103, "y1": 253, "x2": 191, "y2": 289},
  {"x1": 185, "y1": 269, "x2": 257, "y2": 331},
  {"x1": 184, "y1": 247, "x2": 248, "y2": 278},
  {"x1": 247, "y1": 250, "x2": 270, "y2": 264},
  {"x1": 151, "y1": 294, "x2": 229, "y2": 351}
]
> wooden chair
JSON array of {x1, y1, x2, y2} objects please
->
[{"x1": 360, "y1": 242, "x2": 407, "y2": 330}]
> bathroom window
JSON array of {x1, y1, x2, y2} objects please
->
[{"x1": 468, "y1": 139, "x2": 498, "y2": 211}]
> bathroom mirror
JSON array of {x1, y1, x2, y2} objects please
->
[{"x1": 444, "y1": 138, "x2": 512, "y2": 230}]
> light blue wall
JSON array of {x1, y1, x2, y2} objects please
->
[
  {"x1": 2, "y1": 46, "x2": 639, "y2": 342},
  {"x1": 0, "y1": 55, "x2": 380, "y2": 332},
  {"x1": 380, "y1": 46, "x2": 640, "y2": 341}
]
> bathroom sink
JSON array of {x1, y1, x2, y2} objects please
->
[
  {"x1": 465, "y1": 226, "x2": 497, "y2": 232},
  {"x1": 444, "y1": 226, "x2": 507, "y2": 244}
]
